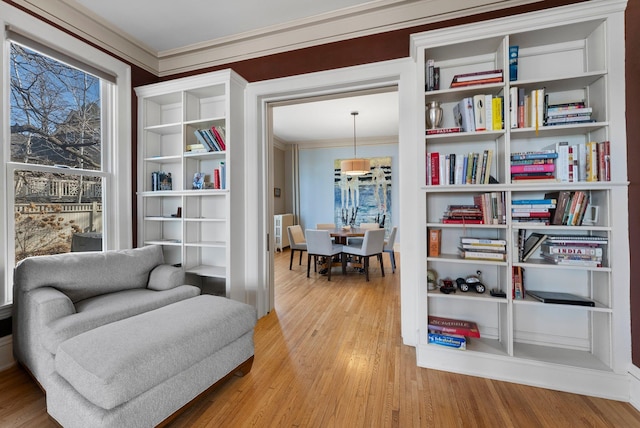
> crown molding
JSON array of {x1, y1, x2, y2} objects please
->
[{"x1": 9, "y1": 0, "x2": 541, "y2": 77}]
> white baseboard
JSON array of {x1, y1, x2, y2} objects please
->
[
  {"x1": 0, "y1": 335, "x2": 15, "y2": 372},
  {"x1": 629, "y1": 365, "x2": 640, "y2": 411}
]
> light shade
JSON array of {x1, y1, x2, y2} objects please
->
[{"x1": 341, "y1": 158, "x2": 371, "y2": 176}]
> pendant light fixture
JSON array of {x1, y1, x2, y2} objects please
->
[{"x1": 341, "y1": 111, "x2": 370, "y2": 176}]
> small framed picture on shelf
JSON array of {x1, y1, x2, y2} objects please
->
[
  {"x1": 274, "y1": 187, "x2": 281, "y2": 197},
  {"x1": 193, "y1": 172, "x2": 205, "y2": 189}
]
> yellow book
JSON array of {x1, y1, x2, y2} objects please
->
[{"x1": 492, "y1": 97, "x2": 503, "y2": 130}]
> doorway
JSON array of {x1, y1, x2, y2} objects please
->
[
  {"x1": 268, "y1": 88, "x2": 400, "y2": 301},
  {"x1": 244, "y1": 58, "x2": 419, "y2": 346}
]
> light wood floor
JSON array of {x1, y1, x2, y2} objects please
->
[{"x1": 2, "y1": 250, "x2": 640, "y2": 427}]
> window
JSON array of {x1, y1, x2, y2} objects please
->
[
  {"x1": 10, "y1": 43, "x2": 105, "y2": 263},
  {"x1": 1, "y1": 10, "x2": 132, "y2": 308}
]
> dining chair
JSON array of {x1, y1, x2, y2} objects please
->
[
  {"x1": 347, "y1": 222, "x2": 379, "y2": 246},
  {"x1": 305, "y1": 229, "x2": 343, "y2": 281},
  {"x1": 287, "y1": 225, "x2": 307, "y2": 270},
  {"x1": 316, "y1": 223, "x2": 336, "y2": 230},
  {"x1": 342, "y1": 228, "x2": 385, "y2": 281},
  {"x1": 383, "y1": 226, "x2": 398, "y2": 273}
]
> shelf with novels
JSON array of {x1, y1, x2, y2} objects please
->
[
  {"x1": 411, "y1": 0, "x2": 629, "y2": 399},
  {"x1": 136, "y1": 69, "x2": 247, "y2": 298}
]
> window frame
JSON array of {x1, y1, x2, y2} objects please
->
[{"x1": 1, "y1": 6, "x2": 132, "y2": 310}]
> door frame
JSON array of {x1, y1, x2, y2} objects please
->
[{"x1": 244, "y1": 57, "x2": 420, "y2": 346}]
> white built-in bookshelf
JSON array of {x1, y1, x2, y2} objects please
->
[
  {"x1": 411, "y1": 0, "x2": 630, "y2": 399},
  {"x1": 135, "y1": 69, "x2": 247, "y2": 299}
]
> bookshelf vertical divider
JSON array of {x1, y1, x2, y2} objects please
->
[
  {"x1": 135, "y1": 69, "x2": 247, "y2": 300},
  {"x1": 411, "y1": 0, "x2": 630, "y2": 399}
]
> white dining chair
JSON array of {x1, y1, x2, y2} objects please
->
[
  {"x1": 383, "y1": 226, "x2": 398, "y2": 273},
  {"x1": 342, "y1": 228, "x2": 385, "y2": 281},
  {"x1": 347, "y1": 222, "x2": 379, "y2": 246},
  {"x1": 305, "y1": 229, "x2": 344, "y2": 281},
  {"x1": 287, "y1": 225, "x2": 307, "y2": 270}
]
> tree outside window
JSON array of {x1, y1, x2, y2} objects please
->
[{"x1": 10, "y1": 43, "x2": 104, "y2": 262}]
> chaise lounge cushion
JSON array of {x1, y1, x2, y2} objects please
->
[
  {"x1": 55, "y1": 294, "x2": 257, "y2": 410},
  {"x1": 41, "y1": 286, "x2": 200, "y2": 354},
  {"x1": 14, "y1": 245, "x2": 165, "y2": 303}
]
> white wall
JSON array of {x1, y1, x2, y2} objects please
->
[{"x1": 299, "y1": 142, "x2": 399, "y2": 242}]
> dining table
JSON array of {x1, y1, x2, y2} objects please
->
[{"x1": 328, "y1": 227, "x2": 366, "y2": 245}]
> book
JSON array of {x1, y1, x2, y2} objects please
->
[
  {"x1": 512, "y1": 198, "x2": 557, "y2": 205},
  {"x1": 450, "y1": 76, "x2": 503, "y2": 88},
  {"x1": 428, "y1": 332, "x2": 466, "y2": 349},
  {"x1": 426, "y1": 58, "x2": 435, "y2": 91},
  {"x1": 459, "y1": 249, "x2": 506, "y2": 261},
  {"x1": 527, "y1": 290, "x2": 595, "y2": 307},
  {"x1": 485, "y1": 94, "x2": 493, "y2": 131},
  {"x1": 473, "y1": 94, "x2": 486, "y2": 131},
  {"x1": 544, "y1": 235, "x2": 608, "y2": 245},
  {"x1": 541, "y1": 255, "x2": 602, "y2": 267},
  {"x1": 491, "y1": 97, "x2": 503, "y2": 130},
  {"x1": 483, "y1": 149, "x2": 493, "y2": 184},
  {"x1": 460, "y1": 237, "x2": 507, "y2": 246},
  {"x1": 454, "y1": 97, "x2": 475, "y2": 132},
  {"x1": 426, "y1": 126, "x2": 462, "y2": 135},
  {"x1": 452, "y1": 69, "x2": 503, "y2": 83},
  {"x1": 517, "y1": 87, "x2": 525, "y2": 128},
  {"x1": 428, "y1": 316, "x2": 480, "y2": 338},
  {"x1": 428, "y1": 229, "x2": 441, "y2": 257},
  {"x1": 540, "y1": 244, "x2": 603, "y2": 257},
  {"x1": 545, "y1": 191, "x2": 572, "y2": 225},
  {"x1": 510, "y1": 164, "x2": 555, "y2": 174},
  {"x1": 509, "y1": 46, "x2": 518, "y2": 81},
  {"x1": 512, "y1": 266, "x2": 525, "y2": 299},
  {"x1": 509, "y1": 86, "x2": 518, "y2": 129},
  {"x1": 511, "y1": 150, "x2": 558, "y2": 160},
  {"x1": 521, "y1": 232, "x2": 547, "y2": 261}
]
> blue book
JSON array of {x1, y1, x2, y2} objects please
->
[{"x1": 512, "y1": 199, "x2": 556, "y2": 205}]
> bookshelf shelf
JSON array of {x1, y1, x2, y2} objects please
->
[
  {"x1": 136, "y1": 69, "x2": 247, "y2": 298},
  {"x1": 412, "y1": 0, "x2": 629, "y2": 400}
]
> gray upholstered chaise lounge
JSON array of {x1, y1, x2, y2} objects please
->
[{"x1": 13, "y1": 245, "x2": 256, "y2": 427}]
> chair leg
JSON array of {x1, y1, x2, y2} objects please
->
[
  {"x1": 378, "y1": 253, "x2": 385, "y2": 277},
  {"x1": 364, "y1": 257, "x2": 370, "y2": 281},
  {"x1": 307, "y1": 254, "x2": 312, "y2": 278},
  {"x1": 299, "y1": 250, "x2": 303, "y2": 265},
  {"x1": 341, "y1": 253, "x2": 347, "y2": 275},
  {"x1": 290, "y1": 249, "x2": 295, "y2": 270},
  {"x1": 327, "y1": 259, "x2": 332, "y2": 281},
  {"x1": 389, "y1": 251, "x2": 396, "y2": 273}
]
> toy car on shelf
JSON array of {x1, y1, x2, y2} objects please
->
[
  {"x1": 439, "y1": 278, "x2": 456, "y2": 294},
  {"x1": 456, "y1": 271, "x2": 486, "y2": 293}
]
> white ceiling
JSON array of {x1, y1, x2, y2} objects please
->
[{"x1": 74, "y1": 0, "x2": 376, "y2": 53}]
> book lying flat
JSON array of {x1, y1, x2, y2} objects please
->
[{"x1": 527, "y1": 290, "x2": 595, "y2": 307}]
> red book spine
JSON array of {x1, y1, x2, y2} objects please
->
[
  {"x1": 213, "y1": 168, "x2": 221, "y2": 189},
  {"x1": 430, "y1": 152, "x2": 440, "y2": 185}
]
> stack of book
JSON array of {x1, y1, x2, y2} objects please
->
[
  {"x1": 426, "y1": 150, "x2": 494, "y2": 185},
  {"x1": 473, "y1": 191, "x2": 506, "y2": 225},
  {"x1": 441, "y1": 205, "x2": 483, "y2": 224},
  {"x1": 540, "y1": 235, "x2": 607, "y2": 267},
  {"x1": 511, "y1": 198, "x2": 556, "y2": 225},
  {"x1": 512, "y1": 266, "x2": 525, "y2": 299},
  {"x1": 544, "y1": 190, "x2": 590, "y2": 225},
  {"x1": 193, "y1": 125, "x2": 227, "y2": 152},
  {"x1": 449, "y1": 69, "x2": 503, "y2": 88},
  {"x1": 550, "y1": 140, "x2": 610, "y2": 183},
  {"x1": 545, "y1": 101, "x2": 593, "y2": 126},
  {"x1": 458, "y1": 236, "x2": 507, "y2": 261},
  {"x1": 427, "y1": 315, "x2": 481, "y2": 350},
  {"x1": 151, "y1": 171, "x2": 172, "y2": 191},
  {"x1": 452, "y1": 96, "x2": 503, "y2": 132},
  {"x1": 425, "y1": 59, "x2": 440, "y2": 91},
  {"x1": 510, "y1": 150, "x2": 558, "y2": 183}
]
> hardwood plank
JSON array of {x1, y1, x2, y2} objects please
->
[{"x1": 1, "y1": 250, "x2": 640, "y2": 427}]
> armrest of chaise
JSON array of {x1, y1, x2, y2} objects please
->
[{"x1": 147, "y1": 264, "x2": 186, "y2": 291}]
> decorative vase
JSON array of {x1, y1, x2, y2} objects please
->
[{"x1": 426, "y1": 101, "x2": 443, "y2": 129}]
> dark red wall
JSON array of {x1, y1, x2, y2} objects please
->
[{"x1": 625, "y1": 0, "x2": 640, "y2": 365}]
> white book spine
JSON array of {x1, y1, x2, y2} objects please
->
[
  {"x1": 485, "y1": 94, "x2": 493, "y2": 131},
  {"x1": 556, "y1": 142, "x2": 569, "y2": 182},
  {"x1": 509, "y1": 87, "x2": 518, "y2": 129}
]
